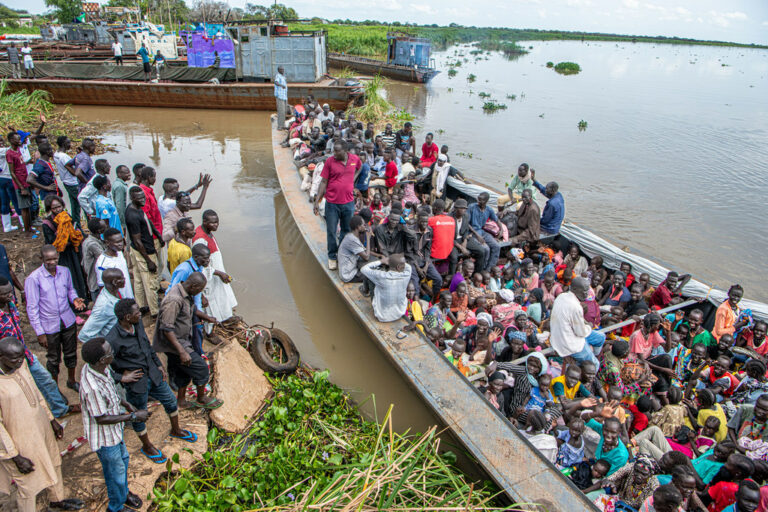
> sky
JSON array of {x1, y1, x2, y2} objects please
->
[{"x1": 9, "y1": 0, "x2": 768, "y2": 45}]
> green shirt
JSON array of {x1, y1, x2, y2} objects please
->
[
  {"x1": 586, "y1": 419, "x2": 628, "y2": 476},
  {"x1": 693, "y1": 329, "x2": 716, "y2": 347}
]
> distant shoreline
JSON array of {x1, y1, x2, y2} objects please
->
[{"x1": 290, "y1": 22, "x2": 768, "y2": 58}]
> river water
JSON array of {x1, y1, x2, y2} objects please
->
[
  {"x1": 384, "y1": 40, "x2": 768, "y2": 301},
  {"x1": 69, "y1": 40, "x2": 767, "y2": 427},
  {"x1": 74, "y1": 106, "x2": 440, "y2": 432}
]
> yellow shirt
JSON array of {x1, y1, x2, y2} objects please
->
[
  {"x1": 167, "y1": 238, "x2": 191, "y2": 275},
  {"x1": 550, "y1": 374, "x2": 582, "y2": 403}
]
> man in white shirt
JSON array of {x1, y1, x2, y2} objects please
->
[
  {"x1": 317, "y1": 103, "x2": 334, "y2": 125},
  {"x1": 95, "y1": 229, "x2": 134, "y2": 299},
  {"x1": 360, "y1": 254, "x2": 411, "y2": 323},
  {"x1": 549, "y1": 277, "x2": 605, "y2": 369},
  {"x1": 21, "y1": 42, "x2": 34, "y2": 79},
  {"x1": 112, "y1": 39, "x2": 123, "y2": 66}
]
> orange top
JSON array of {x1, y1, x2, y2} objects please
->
[{"x1": 712, "y1": 300, "x2": 737, "y2": 340}]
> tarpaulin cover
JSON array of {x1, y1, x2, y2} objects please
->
[
  {"x1": 0, "y1": 62, "x2": 236, "y2": 82},
  {"x1": 446, "y1": 178, "x2": 767, "y2": 320},
  {"x1": 185, "y1": 33, "x2": 235, "y2": 68}
]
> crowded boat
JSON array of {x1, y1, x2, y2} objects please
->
[{"x1": 279, "y1": 97, "x2": 768, "y2": 512}]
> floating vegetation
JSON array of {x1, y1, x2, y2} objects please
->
[
  {"x1": 467, "y1": 73, "x2": 477, "y2": 83},
  {"x1": 476, "y1": 39, "x2": 529, "y2": 57},
  {"x1": 553, "y1": 61, "x2": 582, "y2": 75},
  {"x1": 506, "y1": 94, "x2": 517, "y2": 100},
  {"x1": 578, "y1": 119, "x2": 588, "y2": 131},
  {"x1": 721, "y1": 63, "x2": 729, "y2": 67},
  {"x1": 546, "y1": 61, "x2": 554, "y2": 68},
  {"x1": 153, "y1": 370, "x2": 506, "y2": 511},
  {"x1": 447, "y1": 68, "x2": 458, "y2": 77},
  {"x1": 348, "y1": 75, "x2": 413, "y2": 128},
  {"x1": 478, "y1": 92, "x2": 491, "y2": 98},
  {"x1": 456, "y1": 151, "x2": 474, "y2": 159},
  {"x1": 436, "y1": 128, "x2": 445, "y2": 135},
  {"x1": 447, "y1": 87, "x2": 453, "y2": 92},
  {"x1": 482, "y1": 101, "x2": 507, "y2": 112},
  {"x1": 539, "y1": 113, "x2": 545, "y2": 118}
]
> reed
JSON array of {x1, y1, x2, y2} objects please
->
[
  {"x1": 0, "y1": 80, "x2": 54, "y2": 129},
  {"x1": 482, "y1": 101, "x2": 507, "y2": 112},
  {"x1": 554, "y1": 62, "x2": 581, "y2": 75}
]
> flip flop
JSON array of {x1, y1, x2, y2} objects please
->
[
  {"x1": 193, "y1": 398, "x2": 223, "y2": 410},
  {"x1": 140, "y1": 447, "x2": 167, "y2": 464},
  {"x1": 170, "y1": 429, "x2": 198, "y2": 443}
]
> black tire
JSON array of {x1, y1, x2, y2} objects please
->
[{"x1": 249, "y1": 328, "x2": 300, "y2": 374}]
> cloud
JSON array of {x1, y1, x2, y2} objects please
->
[
  {"x1": 537, "y1": 8, "x2": 547, "y2": 18},
  {"x1": 763, "y1": 20, "x2": 768, "y2": 26},
  {"x1": 708, "y1": 10, "x2": 748, "y2": 28},
  {"x1": 411, "y1": 3, "x2": 437, "y2": 14},
  {"x1": 622, "y1": 0, "x2": 639, "y2": 8}
]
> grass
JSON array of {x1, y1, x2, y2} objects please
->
[
  {"x1": 333, "y1": 67, "x2": 357, "y2": 79},
  {"x1": 476, "y1": 39, "x2": 529, "y2": 57},
  {"x1": 467, "y1": 73, "x2": 477, "y2": 83},
  {"x1": 447, "y1": 68, "x2": 457, "y2": 77},
  {"x1": 347, "y1": 75, "x2": 415, "y2": 128},
  {"x1": 478, "y1": 92, "x2": 491, "y2": 98},
  {"x1": 506, "y1": 94, "x2": 517, "y2": 100},
  {"x1": 578, "y1": 120, "x2": 588, "y2": 131},
  {"x1": 0, "y1": 26, "x2": 39, "y2": 35},
  {"x1": 152, "y1": 370, "x2": 511, "y2": 511},
  {"x1": 546, "y1": 61, "x2": 554, "y2": 68},
  {"x1": 554, "y1": 61, "x2": 581, "y2": 75}
]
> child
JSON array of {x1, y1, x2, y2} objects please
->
[
  {"x1": 628, "y1": 395, "x2": 654, "y2": 435},
  {"x1": 650, "y1": 386, "x2": 687, "y2": 437},
  {"x1": 567, "y1": 459, "x2": 612, "y2": 491},
  {"x1": 451, "y1": 282, "x2": 470, "y2": 315},
  {"x1": 526, "y1": 373, "x2": 554, "y2": 413},
  {"x1": 488, "y1": 266, "x2": 502, "y2": 293},
  {"x1": 556, "y1": 418, "x2": 586, "y2": 469},
  {"x1": 444, "y1": 338, "x2": 475, "y2": 377}
]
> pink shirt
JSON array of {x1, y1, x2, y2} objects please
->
[
  {"x1": 629, "y1": 329, "x2": 664, "y2": 359},
  {"x1": 320, "y1": 154, "x2": 361, "y2": 205}
]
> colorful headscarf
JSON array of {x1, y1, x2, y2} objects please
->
[{"x1": 51, "y1": 210, "x2": 83, "y2": 252}]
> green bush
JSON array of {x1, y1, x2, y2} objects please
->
[{"x1": 554, "y1": 61, "x2": 581, "y2": 75}]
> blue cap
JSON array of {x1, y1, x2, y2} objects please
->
[{"x1": 16, "y1": 130, "x2": 31, "y2": 143}]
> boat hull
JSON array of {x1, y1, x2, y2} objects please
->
[
  {"x1": 270, "y1": 120, "x2": 596, "y2": 509},
  {"x1": 329, "y1": 53, "x2": 437, "y2": 83},
  {"x1": 5, "y1": 79, "x2": 356, "y2": 110}
]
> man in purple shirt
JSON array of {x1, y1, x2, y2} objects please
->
[
  {"x1": 312, "y1": 141, "x2": 362, "y2": 270},
  {"x1": 25, "y1": 245, "x2": 85, "y2": 392}
]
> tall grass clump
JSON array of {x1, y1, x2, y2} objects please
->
[
  {"x1": 554, "y1": 61, "x2": 582, "y2": 75},
  {"x1": 152, "y1": 369, "x2": 509, "y2": 511},
  {"x1": 476, "y1": 39, "x2": 529, "y2": 56},
  {"x1": 0, "y1": 80, "x2": 54, "y2": 129}
]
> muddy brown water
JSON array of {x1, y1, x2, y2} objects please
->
[{"x1": 71, "y1": 105, "x2": 440, "y2": 434}]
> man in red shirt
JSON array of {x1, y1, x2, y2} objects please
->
[
  {"x1": 427, "y1": 199, "x2": 455, "y2": 262},
  {"x1": 383, "y1": 150, "x2": 398, "y2": 191},
  {"x1": 314, "y1": 141, "x2": 361, "y2": 270},
  {"x1": 5, "y1": 131, "x2": 32, "y2": 234},
  {"x1": 649, "y1": 271, "x2": 691, "y2": 309},
  {"x1": 138, "y1": 166, "x2": 166, "y2": 274}
]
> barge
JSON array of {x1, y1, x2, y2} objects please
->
[
  {"x1": 270, "y1": 119, "x2": 597, "y2": 509},
  {"x1": 328, "y1": 52, "x2": 438, "y2": 83},
  {"x1": 4, "y1": 78, "x2": 357, "y2": 111}
]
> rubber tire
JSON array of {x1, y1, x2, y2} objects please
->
[{"x1": 249, "y1": 328, "x2": 300, "y2": 374}]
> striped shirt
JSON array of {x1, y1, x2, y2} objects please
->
[
  {"x1": 80, "y1": 363, "x2": 124, "y2": 451},
  {"x1": 378, "y1": 131, "x2": 396, "y2": 149}
]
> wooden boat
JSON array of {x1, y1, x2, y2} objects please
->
[
  {"x1": 328, "y1": 52, "x2": 438, "y2": 83},
  {"x1": 270, "y1": 120, "x2": 596, "y2": 509},
  {"x1": 4, "y1": 78, "x2": 358, "y2": 111}
]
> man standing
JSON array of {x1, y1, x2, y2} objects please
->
[
  {"x1": 360, "y1": 254, "x2": 411, "y2": 323},
  {"x1": 158, "y1": 173, "x2": 210, "y2": 225},
  {"x1": 95, "y1": 228, "x2": 133, "y2": 299},
  {"x1": 153, "y1": 273, "x2": 222, "y2": 410},
  {"x1": 0, "y1": 277, "x2": 74, "y2": 418},
  {"x1": 550, "y1": 276, "x2": 605, "y2": 369},
  {"x1": 108, "y1": 298, "x2": 198, "y2": 462},
  {"x1": 274, "y1": 66, "x2": 288, "y2": 130},
  {"x1": 81, "y1": 218, "x2": 106, "y2": 300},
  {"x1": 112, "y1": 37, "x2": 123, "y2": 66},
  {"x1": 167, "y1": 218, "x2": 195, "y2": 275},
  {"x1": 79, "y1": 338, "x2": 146, "y2": 512},
  {"x1": 532, "y1": 171, "x2": 565, "y2": 237},
  {"x1": 137, "y1": 43, "x2": 151, "y2": 81},
  {"x1": 64, "y1": 137, "x2": 96, "y2": 193},
  {"x1": 314, "y1": 141, "x2": 362, "y2": 270},
  {"x1": 192, "y1": 210, "x2": 237, "y2": 324},
  {"x1": 92, "y1": 175, "x2": 122, "y2": 234},
  {"x1": 5, "y1": 131, "x2": 32, "y2": 233},
  {"x1": 138, "y1": 167, "x2": 166, "y2": 276},
  {"x1": 54, "y1": 136, "x2": 80, "y2": 223},
  {"x1": 27, "y1": 142, "x2": 58, "y2": 201},
  {"x1": 161, "y1": 178, "x2": 211, "y2": 243},
  {"x1": 125, "y1": 187, "x2": 159, "y2": 316},
  {"x1": 6, "y1": 42, "x2": 21, "y2": 79},
  {"x1": 111, "y1": 165, "x2": 130, "y2": 232},
  {"x1": 77, "y1": 159, "x2": 111, "y2": 218},
  {"x1": 0, "y1": 337, "x2": 84, "y2": 512},
  {"x1": 20, "y1": 42, "x2": 34, "y2": 79},
  {"x1": 168, "y1": 244, "x2": 208, "y2": 354},
  {"x1": 466, "y1": 192, "x2": 502, "y2": 271},
  {"x1": 79, "y1": 268, "x2": 124, "y2": 343},
  {"x1": 25, "y1": 245, "x2": 85, "y2": 392}
]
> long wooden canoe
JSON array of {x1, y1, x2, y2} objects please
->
[
  {"x1": 328, "y1": 52, "x2": 439, "y2": 83},
  {"x1": 5, "y1": 78, "x2": 358, "y2": 110},
  {"x1": 271, "y1": 119, "x2": 597, "y2": 509}
]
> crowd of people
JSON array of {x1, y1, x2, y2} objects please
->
[
  {"x1": 281, "y1": 98, "x2": 768, "y2": 512},
  {"x1": 0, "y1": 121, "x2": 240, "y2": 512}
]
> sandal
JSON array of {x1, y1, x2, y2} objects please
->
[
  {"x1": 49, "y1": 498, "x2": 85, "y2": 510},
  {"x1": 193, "y1": 397, "x2": 223, "y2": 410},
  {"x1": 170, "y1": 429, "x2": 198, "y2": 443},
  {"x1": 140, "y1": 448, "x2": 167, "y2": 464}
]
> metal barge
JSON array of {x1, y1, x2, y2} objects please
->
[
  {"x1": 270, "y1": 120, "x2": 596, "y2": 509},
  {"x1": 4, "y1": 78, "x2": 357, "y2": 111},
  {"x1": 328, "y1": 52, "x2": 438, "y2": 83}
]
